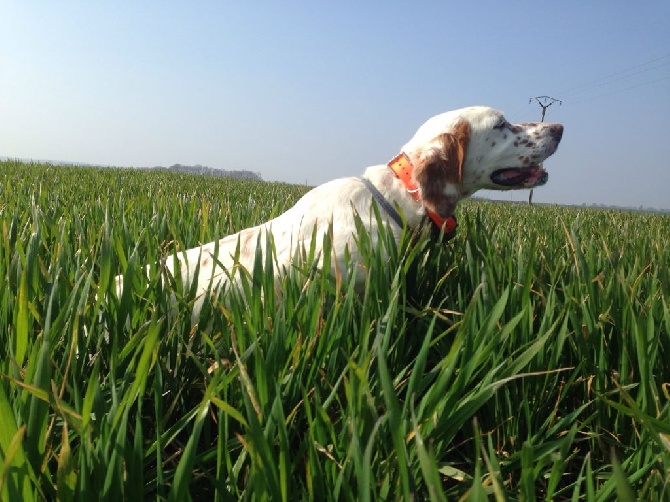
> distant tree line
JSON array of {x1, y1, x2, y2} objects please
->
[{"x1": 151, "y1": 164, "x2": 263, "y2": 181}]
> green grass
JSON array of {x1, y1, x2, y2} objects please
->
[{"x1": 1, "y1": 159, "x2": 669, "y2": 500}]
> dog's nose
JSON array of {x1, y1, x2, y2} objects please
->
[{"x1": 549, "y1": 124, "x2": 564, "y2": 142}]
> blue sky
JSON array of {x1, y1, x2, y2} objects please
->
[{"x1": 2, "y1": 2, "x2": 669, "y2": 209}]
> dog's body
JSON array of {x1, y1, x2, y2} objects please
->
[{"x1": 115, "y1": 106, "x2": 563, "y2": 319}]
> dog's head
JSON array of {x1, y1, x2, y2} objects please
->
[{"x1": 403, "y1": 106, "x2": 564, "y2": 217}]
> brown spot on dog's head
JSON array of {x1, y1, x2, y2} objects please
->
[{"x1": 411, "y1": 119, "x2": 470, "y2": 218}]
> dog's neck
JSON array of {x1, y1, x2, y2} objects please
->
[{"x1": 387, "y1": 153, "x2": 457, "y2": 234}]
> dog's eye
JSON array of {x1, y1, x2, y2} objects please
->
[{"x1": 493, "y1": 120, "x2": 507, "y2": 130}]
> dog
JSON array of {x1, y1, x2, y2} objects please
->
[{"x1": 115, "y1": 106, "x2": 563, "y2": 321}]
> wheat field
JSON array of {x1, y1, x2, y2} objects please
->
[{"x1": 1, "y1": 159, "x2": 669, "y2": 500}]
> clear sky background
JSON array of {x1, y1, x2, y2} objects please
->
[{"x1": 2, "y1": 2, "x2": 669, "y2": 209}]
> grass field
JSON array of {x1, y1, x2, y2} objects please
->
[{"x1": 1, "y1": 159, "x2": 669, "y2": 500}]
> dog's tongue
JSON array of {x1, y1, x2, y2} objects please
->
[
  {"x1": 528, "y1": 164, "x2": 545, "y2": 184},
  {"x1": 491, "y1": 166, "x2": 545, "y2": 186}
]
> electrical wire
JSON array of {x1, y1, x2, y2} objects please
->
[
  {"x1": 555, "y1": 52, "x2": 670, "y2": 98},
  {"x1": 543, "y1": 52, "x2": 670, "y2": 106},
  {"x1": 564, "y1": 74, "x2": 670, "y2": 105}
]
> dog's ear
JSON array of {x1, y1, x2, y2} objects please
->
[{"x1": 412, "y1": 120, "x2": 470, "y2": 218}]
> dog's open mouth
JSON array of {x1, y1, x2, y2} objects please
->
[{"x1": 490, "y1": 165, "x2": 548, "y2": 187}]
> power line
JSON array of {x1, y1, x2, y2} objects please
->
[
  {"x1": 555, "y1": 52, "x2": 670, "y2": 98},
  {"x1": 563, "y1": 74, "x2": 670, "y2": 106},
  {"x1": 560, "y1": 61, "x2": 670, "y2": 99},
  {"x1": 510, "y1": 53, "x2": 669, "y2": 118},
  {"x1": 507, "y1": 101, "x2": 532, "y2": 119}
]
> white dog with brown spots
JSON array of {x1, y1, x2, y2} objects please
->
[{"x1": 115, "y1": 106, "x2": 563, "y2": 319}]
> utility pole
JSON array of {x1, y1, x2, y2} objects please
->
[{"x1": 528, "y1": 96, "x2": 561, "y2": 204}]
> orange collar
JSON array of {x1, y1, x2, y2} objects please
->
[{"x1": 387, "y1": 153, "x2": 458, "y2": 235}]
